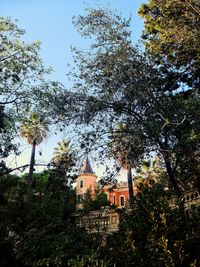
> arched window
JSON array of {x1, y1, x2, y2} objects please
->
[
  {"x1": 80, "y1": 180, "x2": 84, "y2": 188},
  {"x1": 119, "y1": 195, "x2": 125, "y2": 207}
]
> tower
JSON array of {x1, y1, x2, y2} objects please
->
[{"x1": 76, "y1": 157, "x2": 97, "y2": 209}]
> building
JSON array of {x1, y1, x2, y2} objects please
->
[
  {"x1": 76, "y1": 157, "x2": 130, "y2": 209},
  {"x1": 76, "y1": 158, "x2": 200, "y2": 233}
]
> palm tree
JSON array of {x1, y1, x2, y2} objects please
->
[
  {"x1": 109, "y1": 123, "x2": 136, "y2": 207},
  {"x1": 135, "y1": 158, "x2": 163, "y2": 189},
  {"x1": 52, "y1": 139, "x2": 75, "y2": 170},
  {"x1": 117, "y1": 152, "x2": 134, "y2": 207},
  {"x1": 20, "y1": 113, "x2": 48, "y2": 187}
]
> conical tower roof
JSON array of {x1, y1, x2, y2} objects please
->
[{"x1": 80, "y1": 156, "x2": 94, "y2": 174}]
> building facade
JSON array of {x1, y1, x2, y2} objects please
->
[{"x1": 76, "y1": 157, "x2": 130, "y2": 209}]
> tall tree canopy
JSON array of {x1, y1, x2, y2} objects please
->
[
  {"x1": 57, "y1": 7, "x2": 200, "y2": 194},
  {"x1": 138, "y1": 0, "x2": 200, "y2": 189},
  {"x1": 138, "y1": 0, "x2": 200, "y2": 89},
  {"x1": 0, "y1": 17, "x2": 63, "y2": 173},
  {"x1": 0, "y1": 17, "x2": 50, "y2": 121}
]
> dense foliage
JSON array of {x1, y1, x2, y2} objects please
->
[
  {"x1": 103, "y1": 184, "x2": 200, "y2": 267},
  {"x1": 138, "y1": 0, "x2": 200, "y2": 88},
  {"x1": 0, "y1": 171, "x2": 104, "y2": 267},
  {"x1": 1, "y1": 0, "x2": 200, "y2": 265},
  {"x1": 82, "y1": 188, "x2": 110, "y2": 213},
  {"x1": 1, "y1": 171, "x2": 200, "y2": 266}
]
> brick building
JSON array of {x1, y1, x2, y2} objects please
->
[{"x1": 76, "y1": 157, "x2": 130, "y2": 209}]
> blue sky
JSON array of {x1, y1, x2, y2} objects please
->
[
  {"x1": 1, "y1": 0, "x2": 146, "y2": 176},
  {"x1": 1, "y1": 0, "x2": 145, "y2": 84}
]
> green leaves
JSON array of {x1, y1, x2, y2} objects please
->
[
  {"x1": 20, "y1": 113, "x2": 49, "y2": 145},
  {"x1": 138, "y1": 0, "x2": 200, "y2": 87},
  {"x1": 0, "y1": 17, "x2": 62, "y2": 175},
  {"x1": 52, "y1": 139, "x2": 76, "y2": 169}
]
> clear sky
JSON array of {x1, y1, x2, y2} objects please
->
[{"x1": 1, "y1": 0, "x2": 146, "y2": 176}]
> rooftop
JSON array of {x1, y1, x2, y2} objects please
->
[{"x1": 80, "y1": 157, "x2": 94, "y2": 174}]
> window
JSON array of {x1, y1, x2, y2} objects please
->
[
  {"x1": 120, "y1": 196, "x2": 125, "y2": 207},
  {"x1": 113, "y1": 194, "x2": 116, "y2": 205},
  {"x1": 80, "y1": 180, "x2": 84, "y2": 188}
]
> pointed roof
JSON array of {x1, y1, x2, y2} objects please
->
[{"x1": 80, "y1": 156, "x2": 94, "y2": 174}]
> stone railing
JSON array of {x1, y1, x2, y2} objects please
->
[
  {"x1": 170, "y1": 188, "x2": 200, "y2": 209},
  {"x1": 75, "y1": 189, "x2": 200, "y2": 234},
  {"x1": 75, "y1": 208, "x2": 119, "y2": 234}
]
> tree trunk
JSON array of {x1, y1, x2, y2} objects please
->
[
  {"x1": 127, "y1": 164, "x2": 134, "y2": 207},
  {"x1": 28, "y1": 140, "x2": 36, "y2": 187},
  {"x1": 163, "y1": 152, "x2": 181, "y2": 196},
  {"x1": 158, "y1": 139, "x2": 181, "y2": 196}
]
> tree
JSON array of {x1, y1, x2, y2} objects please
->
[
  {"x1": 52, "y1": 139, "x2": 76, "y2": 169},
  {"x1": 61, "y1": 7, "x2": 200, "y2": 195},
  {"x1": 138, "y1": 0, "x2": 200, "y2": 89},
  {"x1": 135, "y1": 158, "x2": 165, "y2": 189},
  {"x1": 0, "y1": 174, "x2": 20, "y2": 267},
  {"x1": 0, "y1": 17, "x2": 63, "y2": 174},
  {"x1": 0, "y1": 170, "x2": 100, "y2": 267},
  {"x1": 138, "y1": 0, "x2": 200, "y2": 191},
  {"x1": 109, "y1": 123, "x2": 139, "y2": 207},
  {"x1": 51, "y1": 139, "x2": 77, "y2": 187},
  {"x1": 82, "y1": 187, "x2": 110, "y2": 213},
  {"x1": 103, "y1": 182, "x2": 200, "y2": 266},
  {"x1": 0, "y1": 104, "x2": 18, "y2": 176},
  {"x1": 20, "y1": 113, "x2": 48, "y2": 187}
]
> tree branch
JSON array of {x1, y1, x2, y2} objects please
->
[
  {"x1": 1, "y1": 163, "x2": 52, "y2": 177},
  {"x1": 184, "y1": 0, "x2": 200, "y2": 17}
]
